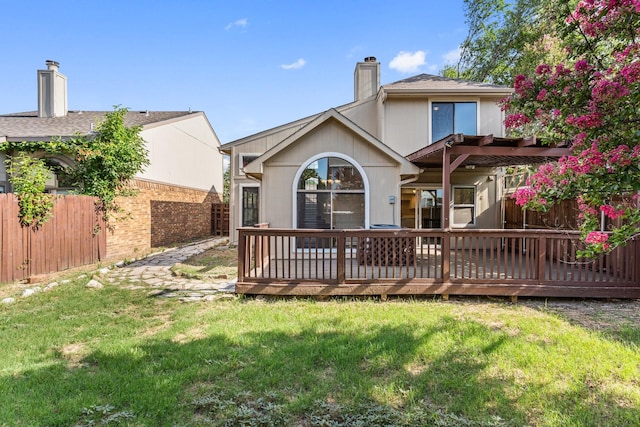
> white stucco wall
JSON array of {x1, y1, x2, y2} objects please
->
[{"x1": 137, "y1": 113, "x2": 223, "y2": 194}]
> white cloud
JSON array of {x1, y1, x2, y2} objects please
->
[
  {"x1": 443, "y1": 48, "x2": 461, "y2": 65},
  {"x1": 225, "y1": 18, "x2": 248, "y2": 31},
  {"x1": 389, "y1": 50, "x2": 427, "y2": 73},
  {"x1": 346, "y1": 46, "x2": 364, "y2": 60},
  {"x1": 280, "y1": 58, "x2": 306, "y2": 70}
]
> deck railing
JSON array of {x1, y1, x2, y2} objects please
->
[{"x1": 237, "y1": 228, "x2": 640, "y2": 298}]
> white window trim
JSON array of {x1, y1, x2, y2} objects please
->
[
  {"x1": 238, "y1": 153, "x2": 261, "y2": 176},
  {"x1": 239, "y1": 183, "x2": 260, "y2": 228},
  {"x1": 292, "y1": 152, "x2": 370, "y2": 230},
  {"x1": 451, "y1": 185, "x2": 477, "y2": 227},
  {"x1": 428, "y1": 98, "x2": 480, "y2": 145}
]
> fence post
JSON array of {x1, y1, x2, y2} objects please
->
[
  {"x1": 442, "y1": 230, "x2": 450, "y2": 281},
  {"x1": 537, "y1": 236, "x2": 547, "y2": 282},
  {"x1": 237, "y1": 229, "x2": 247, "y2": 281},
  {"x1": 337, "y1": 231, "x2": 345, "y2": 284}
]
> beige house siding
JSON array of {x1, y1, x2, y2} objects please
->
[
  {"x1": 382, "y1": 96, "x2": 507, "y2": 157},
  {"x1": 383, "y1": 99, "x2": 430, "y2": 156},
  {"x1": 229, "y1": 120, "x2": 406, "y2": 242},
  {"x1": 339, "y1": 98, "x2": 380, "y2": 138}
]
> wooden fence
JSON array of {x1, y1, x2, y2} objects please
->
[
  {"x1": 212, "y1": 203, "x2": 229, "y2": 236},
  {"x1": 236, "y1": 228, "x2": 640, "y2": 299},
  {"x1": 0, "y1": 194, "x2": 106, "y2": 284},
  {"x1": 503, "y1": 197, "x2": 579, "y2": 230}
]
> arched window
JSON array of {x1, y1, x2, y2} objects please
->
[{"x1": 296, "y1": 156, "x2": 365, "y2": 230}]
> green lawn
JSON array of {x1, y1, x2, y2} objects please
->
[{"x1": 1, "y1": 275, "x2": 639, "y2": 426}]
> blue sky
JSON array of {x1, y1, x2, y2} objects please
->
[{"x1": 1, "y1": 0, "x2": 468, "y2": 143}]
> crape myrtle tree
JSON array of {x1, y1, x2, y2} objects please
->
[{"x1": 505, "y1": 0, "x2": 640, "y2": 257}]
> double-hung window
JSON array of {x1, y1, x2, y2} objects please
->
[
  {"x1": 432, "y1": 102, "x2": 477, "y2": 142},
  {"x1": 452, "y1": 186, "x2": 476, "y2": 226}
]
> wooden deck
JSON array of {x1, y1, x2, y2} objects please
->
[{"x1": 237, "y1": 228, "x2": 640, "y2": 298}]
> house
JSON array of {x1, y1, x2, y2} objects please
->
[
  {"x1": 221, "y1": 57, "x2": 640, "y2": 299},
  {"x1": 221, "y1": 56, "x2": 546, "y2": 244},
  {"x1": 0, "y1": 61, "x2": 225, "y2": 260}
]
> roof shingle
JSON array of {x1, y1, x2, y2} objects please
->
[{"x1": 0, "y1": 110, "x2": 195, "y2": 141}]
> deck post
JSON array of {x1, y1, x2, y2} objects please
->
[
  {"x1": 337, "y1": 231, "x2": 346, "y2": 284},
  {"x1": 237, "y1": 229, "x2": 247, "y2": 281},
  {"x1": 537, "y1": 236, "x2": 547, "y2": 282},
  {"x1": 442, "y1": 230, "x2": 450, "y2": 281}
]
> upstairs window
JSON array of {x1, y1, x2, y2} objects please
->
[
  {"x1": 432, "y1": 102, "x2": 477, "y2": 142},
  {"x1": 239, "y1": 154, "x2": 259, "y2": 175}
]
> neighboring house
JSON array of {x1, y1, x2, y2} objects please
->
[
  {"x1": 221, "y1": 57, "x2": 563, "y2": 244},
  {"x1": 0, "y1": 61, "x2": 224, "y2": 259}
]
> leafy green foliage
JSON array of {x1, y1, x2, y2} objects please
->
[
  {"x1": 0, "y1": 106, "x2": 149, "y2": 226},
  {"x1": 5, "y1": 153, "x2": 54, "y2": 228},
  {"x1": 443, "y1": 0, "x2": 572, "y2": 84},
  {"x1": 69, "y1": 106, "x2": 149, "y2": 218},
  {"x1": 223, "y1": 165, "x2": 230, "y2": 203}
]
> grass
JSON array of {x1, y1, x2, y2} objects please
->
[{"x1": 1, "y1": 247, "x2": 639, "y2": 426}]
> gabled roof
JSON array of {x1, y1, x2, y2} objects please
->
[
  {"x1": 219, "y1": 97, "x2": 374, "y2": 150},
  {"x1": 243, "y1": 108, "x2": 420, "y2": 179},
  {"x1": 0, "y1": 110, "x2": 200, "y2": 142},
  {"x1": 383, "y1": 74, "x2": 513, "y2": 96}
]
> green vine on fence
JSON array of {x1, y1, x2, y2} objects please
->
[
  {"x1": 0, "y1": 106, "x2": 149, "y2": 228},
  {"x1": 5, "y1": 154, "x2": 55, "y2": 228}
]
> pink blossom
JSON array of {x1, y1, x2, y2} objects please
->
[
  {"x1": 573, "y1": 132, "x2": 588, "y2": 146},
  {"x1": 585, "y1": 231, "x2": 610, "y2": 245},
  {"x1": 536, "y1": 64, "x2": 552, "y2": 75},
  {"x1": 514, "y1": 74, "x2": 534, "y2": 96},
  {"x1": 619, "y1": 61, "x2": 640, "y2": 84},
  {"x1": 600, "y1": 204, "x2": 625, "y2": 219},
  {"x1": 536, "y1": 89, "x2": 548, "y2": 101},
  {"x1": 512, "y1": 187, "x2": 536, "y2": 206},
  {"x1": 565, "y1": 112, "x2": 603, "y2": 129},
  {"x1": 575, "y1": 59, "x2": 591, "y2": 71},
  {"x1": 504, "y1": 113, "x2": 531, "y2": 129},
  {"x1": 591, "y1": 79, "x2": 630, "y2": 101}
]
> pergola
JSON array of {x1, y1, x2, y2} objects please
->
[{"x1": 405, "y1": 133, "x2": 573, "y2": 229}]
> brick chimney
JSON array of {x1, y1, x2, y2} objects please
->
[
  {"x1": 354, "y1": 56, "x2": 380, "y2": 101},
  {"x1": 38, "y1": 60, "x2": 68, "y2": 118}
]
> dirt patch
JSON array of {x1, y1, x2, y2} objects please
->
[{"x1": 519, "y1": 298, "x2": 640, "y2": 345}]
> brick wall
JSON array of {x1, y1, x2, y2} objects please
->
[
  {"x1": 150, "y1": 200, "x2": 213, "y2": 247},
  {"x1": 106, "y1": 179, "x2": 221, "y2": 260}
]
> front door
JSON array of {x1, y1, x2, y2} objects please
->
[{"x1": 241, "y1": 186, "x2": 259, "y2": 227}]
